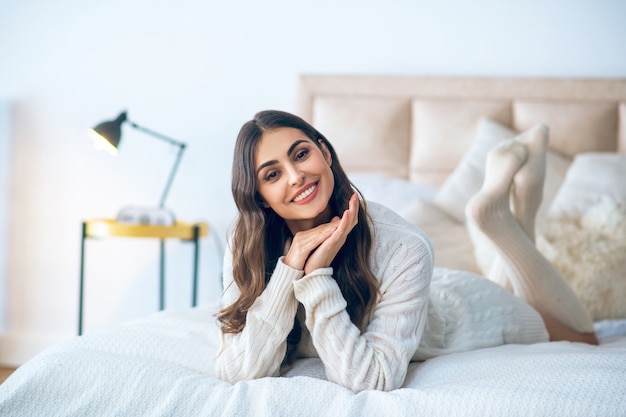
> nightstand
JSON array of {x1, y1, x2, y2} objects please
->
[{"x1": 78, "y1": 219, "x2": 209, "y2": 335}]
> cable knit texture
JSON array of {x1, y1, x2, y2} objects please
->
[{"x1": 216, "y1": 202, "x2": 548, "y2": 392}]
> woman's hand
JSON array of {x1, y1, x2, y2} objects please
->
[
  {"x1": 283, "y1": 217, "x2": 341, "y2": 271},
  {"x1": 283, "y1": 193, "x2": 360, "y2": 274},
  {"x1": 303, "y1": 193, "x2": 360, "y2": 274}
]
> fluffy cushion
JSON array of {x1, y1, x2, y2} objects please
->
[
  {"x1": 537, "y1": 199, "x2": 626, "y2": 320},
  {"x1": 434, "y1": 118, "x2": 571, "y2": 223}
]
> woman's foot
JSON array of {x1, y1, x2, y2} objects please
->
[
  {"x1": 466, "y1": 133, "x2": 595, "y2": 336},
  {"x1": 511, "y1": 125, "x2": 549, "y2": 242},
  {"x1": 465, "y1": 139, "x2": 527, "y2": 234}
]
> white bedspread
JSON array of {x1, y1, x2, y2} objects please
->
[{"x1": 1, "y1": 303, "x2": 625, "y2": 417}]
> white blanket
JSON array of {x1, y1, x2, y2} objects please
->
[{"x1": 1, "y1": 303, "x2": 625, "y2": 417}]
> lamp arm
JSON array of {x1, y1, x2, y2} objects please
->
[
  {"x1": 159, "y1": 142, "x2": 186, "y2": 209},
  {"x1": 128, "y1": 121, "x2": 187, "y2": 148},
  {"x1": 126, "y1": 120, "x2": 188, "y2": 209}
]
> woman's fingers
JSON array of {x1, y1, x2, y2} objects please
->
[
  {"x1": 337, "y1": 193, "x2": 360, "y2": 235},
  {"x1": 283, "y1": 218, "x2": 339, "y2": 270},
  {"x1": 303, "y1": 194, "x2": 360, "y2": 273},
  {"x1": 285, "y1": 194, "x2": 360, "y2": 273}
]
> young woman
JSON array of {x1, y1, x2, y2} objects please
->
[{"x1": 215, "y1": 110, "x2": 598, "y2": 393}]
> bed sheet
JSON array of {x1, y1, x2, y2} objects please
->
[{"x1": 1, "y1": 303, "x2": 625, "y2": 417}]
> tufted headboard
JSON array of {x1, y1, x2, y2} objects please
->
[{"x1": 296, "y1": 75, "x2": 626, "y2": 187}]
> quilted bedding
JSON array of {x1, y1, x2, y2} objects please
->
[{"x1": 1, "y1": 303, "x2": 624, "y2": 417}]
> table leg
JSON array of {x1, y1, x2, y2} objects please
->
[
  {"x1": 159, "y1": 239, "x2": 165, "y2": 310},
  {"x1": 192, "y1": 224, "x2": 200, "y2": 307},
  {"x1": 78, "y1": 222, "x2": 86, "y2": 336}
]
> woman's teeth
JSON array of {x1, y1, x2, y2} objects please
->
[{"x1": 293, "y1": 184, "x2": 316, "y2": 202}]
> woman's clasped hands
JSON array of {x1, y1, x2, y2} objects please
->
[{"x1": 284, "y1": 193, "x2": 360, "y2": 275}]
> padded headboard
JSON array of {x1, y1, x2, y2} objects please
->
[{"x1": 296, "y1": 75, "x2": 626, "y2": 186}]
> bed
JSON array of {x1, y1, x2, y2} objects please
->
[{"x1": 1, "y1": 75, "x2": 625, "y2": 416}]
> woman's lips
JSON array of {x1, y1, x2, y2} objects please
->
[{"x1": 292, "y1": 183, "x2": 318, "y2": 203}]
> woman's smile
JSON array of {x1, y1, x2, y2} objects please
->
[{"x1": 292, "y1": 182, "x2": 318, "y2": 203}]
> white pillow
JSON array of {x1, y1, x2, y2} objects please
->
[
  {"x1": 434, "y1": 117, "x2": 571, "y2": 223},
  {"x1": 548, "y1": 152, "x2": 626, "y2": 217},
  {"x1": 349, "y1": 173, "x2": 437, "y2": 213}
]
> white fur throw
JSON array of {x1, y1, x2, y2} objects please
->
[{"x1": 537, "y1": 199, "x2": 626, "y2": 321}]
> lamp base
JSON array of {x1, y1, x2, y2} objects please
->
[{"x1": 116, "y1": 206, "x2": 176, "y2": 226}]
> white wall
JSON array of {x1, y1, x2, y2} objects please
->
[
  {"x1": 0, "y1": 0, "x2": 624, "y2": 366},
  {"x1": 0, "y1": 103, "x2": 9, "y2": 336}
]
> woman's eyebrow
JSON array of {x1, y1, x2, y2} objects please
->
[
  {"x1": 255, "y1": 139, "x2": 310, "y2": 175},
  {"x1": 287, "y1": 139, "x2": 309, "y2": 156}
]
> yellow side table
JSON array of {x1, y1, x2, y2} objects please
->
[{"x1": 78, "y1": 219, "x2": 209, "y2": 335}]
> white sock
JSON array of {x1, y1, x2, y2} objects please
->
[
  {"x1": 485, "y1": 125, "x2": 549, "y2": 290},
  {"x1": 466, "y1": 139, "x2": 594, "y2": 334},
  {"x1": 486, "y1": 257, "x2": 513, "y2": 292},
  {"x1": 511, "y1": 124, "x2": 549, "y2": 242}
]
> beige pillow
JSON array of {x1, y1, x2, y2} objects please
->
[
  {"x1": 399, "y1": 199, "x2": 480, "y2": 274},
  {"x1": 433, "y1": 117, "x2": 571, "y2": 223}
]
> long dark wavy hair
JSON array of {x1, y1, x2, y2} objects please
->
[{"x1": 217, "y1": 110, "x2": 379, "y2": 348}]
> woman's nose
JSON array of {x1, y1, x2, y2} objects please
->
[{"x1": 286, "y1": 166, "x2": 303, "y2": 185}]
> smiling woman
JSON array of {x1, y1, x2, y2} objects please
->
[
  {"x1": 216, "y1": 110, "x2": 382, "y2": 390},
  {"x1": 212, "y1": 109, "x2": 598, "y2": 393}
]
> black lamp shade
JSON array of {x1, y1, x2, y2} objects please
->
[{"x1": 91, "y1": 111, "x2": 128, "y2": 150}]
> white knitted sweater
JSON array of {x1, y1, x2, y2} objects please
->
[{"x1": 215, "y1": 202, "x2": 548, "y2": 392}]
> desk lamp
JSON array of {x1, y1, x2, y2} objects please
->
[{"x1": 89, "y1": 111, "x2": 187, "y2": 225}]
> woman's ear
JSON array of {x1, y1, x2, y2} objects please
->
[{"x1": 318, "y1": 139, "x2": 332, "y2": 166}]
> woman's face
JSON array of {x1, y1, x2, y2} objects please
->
[{"x1": 254, "y1": 127, "x2": 335, "y2": 233}]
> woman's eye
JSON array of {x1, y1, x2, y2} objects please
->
[
  {"x1": 295, "y1": 149, "x2": 309, "y2": 160},
  {"x1": 265, "y1": 171, "x2": 278, "y2": 181}
]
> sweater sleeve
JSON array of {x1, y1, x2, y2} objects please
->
[
  {"x1": 293, "y1": 230, "x2": 433, "y2": 393},
  {"x1": 215, "y1": 251, "x2": 303, "y2": 383}
]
